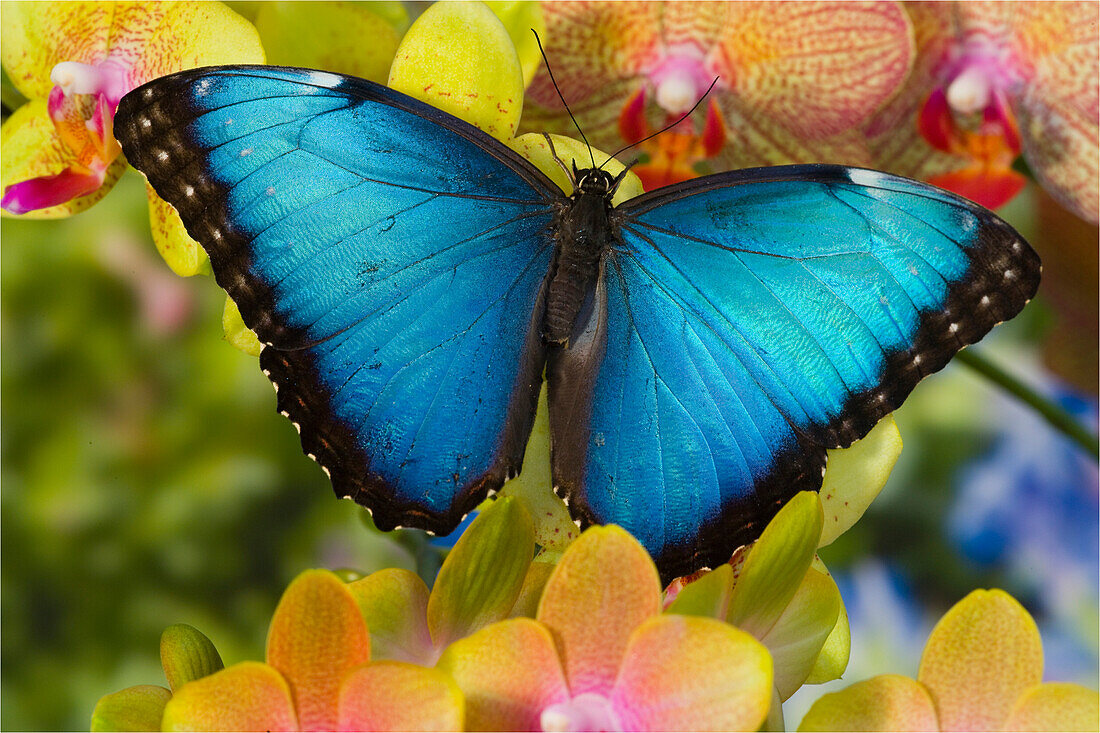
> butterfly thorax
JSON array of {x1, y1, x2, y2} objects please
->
[{"x1": 544, "y1": 168, "x2": 620, "y2": 345}]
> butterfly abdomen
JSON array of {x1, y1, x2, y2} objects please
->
[{"x1": 544, "y1": 187, "x2": 618, "y2": 345}]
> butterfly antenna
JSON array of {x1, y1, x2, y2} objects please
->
[
  {"x1": 532, "y1": 30, "x2": 596, "y2": 170},
  {"x1": 600, "y1": 76, "x2": 720, "y2": 169}
]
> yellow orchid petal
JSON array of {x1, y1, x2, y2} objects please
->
[
  {"x1": 1002, "y1": 682, "x2": 1100, "y2": 732},
  {"x1": 509, "y1": 560, "x2": 557, "y2": 618},
  {"x1": 389, "y1": 0, "x2": 524, "y2": 142},
  {"x1": 485, "y1": 1, "x2": 546, "y2": 88},
  {"x1": 918, "y1": 589, "x2": 1043, "y2": 732},
  {"x1": 337, "y1": 661, "x2": 465, "y2": 732},
  {"x1": 1, "y1": 100, "x2": 125, "y2": 219},
  {"x1": 499, "y1": 383, "x2": 579, "y2": 553},
  {"x1": 266, "y1": 569, "x2": 371, "y2": 731},
  {"x1": 804, "y1": 558, "x2": 851, "y2": 685},
  {"x1": 90, "y1": 685, "x2": 171, "y2": 733},
  {"x1": 222, "y1": 296, "x2": 262, "y2": 357},
  {"x1": 146, "y1": 182, "x2": 209, "y2": 277},
  {"x1": 347, "y1": 568, "x2": 435, "y2": 665},
  {"x1": 798, "y1": 674, "x2": 939, "y2": 732},
  {"x1": 613, "y1": 615, "x2": 773, "y2": 732},
  {"x1": 538, "y1": 526, "x2": 662, "y2": 696},
  {"x1": 437, "y1": 617, "x2": 570, "y2": 731},
  {"x1": 254, "y1": 2, "x2": 407, "y2": 84},
  {"x1": 162, "y1": 661, "x2": 298, "y2": 732},
  {"x1": 765, "y1": 566, "x2": 841, "y2": 701},
  {"x1": 819, "y1": 415, "x2": 902, "y2": 547}
]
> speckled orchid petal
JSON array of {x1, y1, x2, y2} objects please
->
[
  {"x1": 764, "y1": 567, "x2": 841, "y2": 701},
  {"x1": 146, "y1": 182, "x2": 209, "y2": 276},
  {"x1": 90, "y1": 685, "x2": 171, "y2": 733},
  {"x1": 161, "y1": 661, "x2": 298, "y2": 732},
  {"x1": 537, "y1": 525, "x2": 662, "y2": 696},
  {"x1": 718, "y1": 1, "x2": 913, "y2": 140},
  {"x1": 1002, "y1": 682, "x2": 1100, "y2": 732},
  {"x1": 818, "y1": 415, "x2": 902, "y2": 547},
  {"x1": 388, "y1": 0, "x2": 524, "y2": 142},
  {"x1": 524, "y1": 2, "x2": 660, "y2": 111},
  {"x1": 797, "y1": 674, "x2": 939, "y2": 732},
  {"x1": 499, "y1": 384, "x2": 578, "y2": 553},
  {"x1": 337, "y1": 662, "x2": 464, "y2": 732},
  {"x1": 917, "y1": 589, "x2": 1043, "y2": 732},
  {"x1": 612, "y1": 615, "x2": 773, "y2": 732},
  {"x1": 437, "y1": 618, "x2": 570, "y2": 731},
  {"x1": 348, "y1": 568, "x2": 435, "y2": 666},
  {"x1": 254, "y1": 2, "x2": 407, "y2": 84},
  {"x1": 726, "y1": 492, "x2": 823, "y2": 639},
  {"x1": 160, "y1": 623, "x2": 224, "y2": 692},
  {"x1": 266, "y1": 569, "x2": 371, "y2": 731},
  {"x1": 1, "y1": 2, "x2": 112, "y2": 99},
  {"x1": 1012, "y1": 1, "x2": 1099, "y2": 222},
  {"x1": 428, "y1": 496, "x2": 535, "y2": 650},
  {"x1": 222, "y1": 296, "x2": 262, "y2": 357},
  {"x1": 0, "y1": 99, "x2": 125, "y2": 218}
]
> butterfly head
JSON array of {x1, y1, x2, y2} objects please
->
[{"x1": 571, "y1": 161, "x2": 631, "y2": 201}]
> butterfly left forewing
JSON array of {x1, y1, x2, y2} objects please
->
[{"x1": 116, "y1": 66, "x2": 561, "y2": 534}]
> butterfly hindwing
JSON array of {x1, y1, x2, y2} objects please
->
[
  {"x1": 115, "y1": 66, "x2": 560, "y2": 533},
  {"x1": 549, "y1": 165, "x2": 1039, "y2": 579}
]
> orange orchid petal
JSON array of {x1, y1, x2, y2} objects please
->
[
  {"x1": 537, "y1": 526, "x2": 662, "y2": 696},
  {"x1": 917, "y1": 589, "x2": 1043, "y2": 732},
  {"x1": 928, "y1": 166, "x2": 1027, "y2": 211},
  {"x1": 161, "y1": 662, "x2": 299, "y2": 732},
  {"x1": 266, "y1": 570, "x2": 371, "y2": 731},
  {"x1": 337, "y1": 662, "x2": 464, "y2": 732},
  {"x1": 718, "y1": 1, "x2": 912, "y2": 140},
  {"x1": 437, "y1": 618, "x2": 570, "y2": 731},
  {"x1": 797, "y1": 674, "x2": 939, "y2": 731},
  {"x1": 1002, "y1": 682, "x2": 1100, "y2": 732},
  {"x1": 612, "y1": 615, "x2": 773, "y2": 732}
]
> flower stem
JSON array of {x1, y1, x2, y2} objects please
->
[{"x1": 957, "y1": 348, "x2": 1099, "y2": 458}]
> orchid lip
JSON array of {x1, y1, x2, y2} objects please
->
[{"x1": 540, "y1": 692, "x2": 623, "y2": 732}]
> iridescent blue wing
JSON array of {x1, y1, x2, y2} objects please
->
[
  {"x1": 548, "y1": 165, "x2": 1040, "y2": 580},
  {"x1": 115, "y1": 66, "x2": 560, "y2": 533}
]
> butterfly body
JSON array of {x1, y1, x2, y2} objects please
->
[{"x1": 114, "y1": 66, "x2": 1040, "y2": 582}]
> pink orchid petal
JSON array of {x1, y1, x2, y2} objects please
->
[
  {"x1": 161, "y1": 662, "x2": 298, "y2": 732},
  {"x1": 437, "y1": 618, "x2": 570, "y2": 732},
  {"x1": 798, "y1": 674, "x2": 939, "y2": 731},
  {"x1": 611, "y1": 615, "x2": 772, "y2": 732},
  {"x1": 1, "y1": 165, "x2": 104, "y2": 215},
  {"x1": 337, "y1": 662, "x2": 464, "y2": 732},
  {"x1": 718, "y1": 1, "x2": 912, "y2": 140},
  {"x1": 266, "y1": 570, "x2": 371, "y2": 731},
  {"x1": 917, "y1": 589, "x2": 1043, "y2": 732},
  {"x1": 537, "y1": 527, "x2": 662, "y2": 696}
]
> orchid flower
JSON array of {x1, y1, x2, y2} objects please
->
[
  {"x1": 438, "y1": 525, "x2": 774, "y2": 731},
  {"x1": 798, "y1": 589, "x2": 1100, "y2": 731},
  {"x1": 1, "y1": 1, "x2": 264, "y2": 275},
  {"x1": 865, "y1": 1, "x2": 1099, "y2": 220},
  {"x1": 521, "y1": 1, "x2": 914, "y2": 189}
]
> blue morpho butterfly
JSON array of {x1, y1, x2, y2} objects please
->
[{"x1": 114, "y1": 66, "x2": 1040, "y2": 582}]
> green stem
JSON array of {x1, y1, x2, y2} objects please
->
[
  {"x1": 957, "y1": 348, "x2": 1099, "y2": 458},
  {"x1": 1, "y1": 76, "x2": 26, "y2": 117}
]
